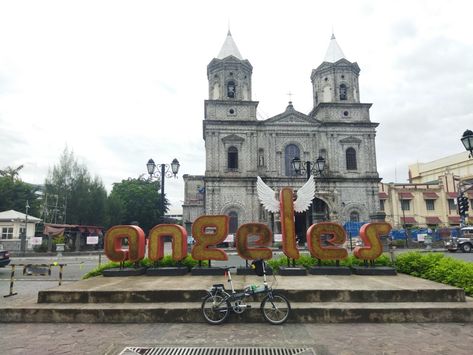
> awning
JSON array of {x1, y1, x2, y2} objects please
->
[
  {"x1": 43, "y1": 225, "x2": 65, "y2": 236},
  {"x1": 448, "y1": 216, "x2": 461, "y2": 224},
  {"x1": 401, "y1": 217, "x2": 417, "y2": 224},
  {"x1": 425, "y1": 216, "x2": 442, "y2": 224},
  {"x1": 423, "y1": 192, "x2": 439, "y2": 200},
  {"x1": 399, "y1": 192, "x2": 414, "y2": 199},
  {"x1": 378, "y1": 192, "x2": 388, "y2": 199},
  {"x1": 447, "y1": 192, "x2": 458, "y2": 198}
]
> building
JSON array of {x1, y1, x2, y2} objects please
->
[
  {"x1": 380, "y1": 152, "x2": 473, "y2": 229},
  {"x1": 0, "y1": 209, "x2": 41, "y2": 251},
  {"x1": 409, "y1": 151, "x2": 473, "y2": 184},
  {"x1": 183, "y1": 32, "x2": 381, "y2": 237}
]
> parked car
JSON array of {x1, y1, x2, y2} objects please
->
[
  {"x1": 0, "y1": 249, "x2": 11, "y2": 267},
  {"x1": 445, "y1": 226, "x2": 473, "y2": 253}
]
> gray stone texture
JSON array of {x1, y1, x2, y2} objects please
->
[{"x1": 183, "y1": 37, "x2": 381, "y2": 233}]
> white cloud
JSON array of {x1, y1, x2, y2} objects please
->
[{"x1": 1, "y1": 0, "x2": 472, "y2": 213}]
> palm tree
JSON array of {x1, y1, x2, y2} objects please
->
[{"x1": 0, "y1": 165, "x2": 24, "y2": 181}]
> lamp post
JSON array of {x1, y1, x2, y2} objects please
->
[
  {"x1": 459, "y1": 129, "x2": 473, "y2": 227},
  {"x1": 291, "y1": 156, "x2": 326, "y2": 244},
  {"x1": 20, "y1": 200, "x2": 30, "y2": 254},
  {"x1": 461, "y1": 129, "x2": 473, "y2": 158},
  {"x1": 146, "y1": 158, "x2": 180, "y2": 223}
]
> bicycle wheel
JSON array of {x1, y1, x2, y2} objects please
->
[
  {"x1": 201, "y1": 293, "x2": 231, "y2": 325},
  {"x1": 261, "y1": 293, "x2": 291, "y2": 324}
]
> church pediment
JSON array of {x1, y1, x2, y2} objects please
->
[
  {"x1": 339, "y1": 136, "x2": 362, "y2": 144},
  {"x1": 222, "y1": 134, "x2": 245, "y2": 143},
  {"x1": 265, "y1": 105, "x2": 313, "y2": 125}
]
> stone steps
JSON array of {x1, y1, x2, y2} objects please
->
[
  {"x1": 2, "y1": 301, "x2": 473, "y2": 323},
  {"x1": 37, "y1": 288, "x2": 466, "y2": 303},
  {"x1": 2, "y1": 274, "x2": 473, "y2": 323}
]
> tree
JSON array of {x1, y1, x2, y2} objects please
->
[
  {"x1": 0, "y1": 166, "x2": 41, "y2": 216},
  {"x1": 106, "y1": 177, "x2": 168, "y2": 232},
  {"x1": 43, "y1": 148, "x2": 107, "y2": 225}
]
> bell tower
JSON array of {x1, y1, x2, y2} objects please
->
[
  {"x1": 310, "y1": 34, "x2": 361, "y2": 108},
  {"x1": 205, "y1": 31, "x2": 258, "y2": 121}
]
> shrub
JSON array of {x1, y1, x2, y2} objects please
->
[
  {"x1": 395, "y1": 252, "x2": 473, "y2": 297},
  {"x1": 266, "y1": 253, "x2": 393, "y2": 271},
  {"x1": 82, "y1": 255, "x2": 206, "y2": 279}
]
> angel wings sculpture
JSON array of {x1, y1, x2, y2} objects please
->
[{"x1": 256, "y1": 176, "x2": 315, "y2": 213}]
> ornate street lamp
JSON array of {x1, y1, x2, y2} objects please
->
[
  {"x1": 461, "y1": 129, "x2": 473, "y2": 158},
  {"x1": 291, "y1": 155, "x2": 325, "y2": 179},
  {"x1": 146, "y1": 158, "x2": 180, "y2": 223},
  {"x1": 291, "y1": 156, "x2": 326, "y2": 244}
]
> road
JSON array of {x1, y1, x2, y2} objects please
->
[{"x1": 1, "y1": 248, "x2": 473, "y2": 304}]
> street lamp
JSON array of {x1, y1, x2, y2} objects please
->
[
  {"x1": 291, "y1": 156, "x2": 326, "y2": 244},
  {"x1": 146, "y1": 158, "x2": 180, "y2": 223},
  {"x1": 20, "y1": 200, "x2": 30, "y2": 254},
  {"x1": 461, "y1": 129, "x2": 473, "y2": 158}
]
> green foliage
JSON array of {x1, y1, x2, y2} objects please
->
[
  {"x1": 43, "y1": 147, "x2": 107, "y2": 225},
  {"x1": 106, "y1": 177, "x2": 168, "y2": 232},
  {"x1": 82, "y1": 255, "x2": 206, "y2": 279},
  {"x1": 395, "y1": 252, "x2": 473, "y2": 296},
  {"x1": 0, "y1": 165, "x2": 41, "y2": 216},
  {"x1": 266, "y1": 253, "x2": 393, "y2": 271}
]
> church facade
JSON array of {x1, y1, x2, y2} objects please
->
[{"x1": 182, "y1": 32, "x2": 381, "y2": 238}]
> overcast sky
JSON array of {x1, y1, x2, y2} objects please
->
[{"x1": 1, "y1": 0, "x2": 472, "y2": 214}]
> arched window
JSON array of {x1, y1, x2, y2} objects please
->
[
  {"x1": 339, "y1": 84, "x2": 347, "y2": 100},
  {"x1": 227, "y1": 81, "x2": 236, "y2": 98},
  {"x1": 350, "y1": 211, "x2": 360, "y2": 222},
  {"x1": 228, "y1": 146, "x2": 238, "y2": 170},
  {"x1": 346, "y1": 147, "x2": 357, "y2": 170},
  {"x1": 228, "y1": 211, "x2": 238, "y2": 234},
  {"x1": 285, "y1": 144, "x2": 300, "y2": 176}
]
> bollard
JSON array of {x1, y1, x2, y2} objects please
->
[
  {"x1": 3, "y1": 265, "x2": 18, "y2": 298},
  {"x1": 98, "y1": 252, "x2": 102, "y2": 267},
  {"x1": 58, "y1": 264, "x2": 64, "y2": 286}
]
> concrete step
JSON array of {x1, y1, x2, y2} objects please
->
[
  {"x1": 37, "y1": 288, "x2": 466, "y2": 304},
  {"x1": 2, "y1": 300, "x2": 473, "y2": 323}
]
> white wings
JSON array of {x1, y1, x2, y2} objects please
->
[
  {"x1": 256, "y1": 176, "x2": 315, "y2": 213},
  {"x1": 256, "y1": 176, "x2": 280, "y2": 213},
  {"x1": 293, "y1": 176, "x2": 315, "y2": 213}
]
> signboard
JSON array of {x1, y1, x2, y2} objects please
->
[
  {"x1": 87, "y1": 236, "x2": 99, "y2": 245},
  {"x1": 417, "y1": 233, "x2": 426, "y2": 242},
  {"x1": 31, "y1": 237, "x2": 43, "y2": 245}
]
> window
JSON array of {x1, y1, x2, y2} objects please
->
[
  {"x1": 379, "y1": 200, "x2": 385, "y2": 211},
  {"x1": 227, "y1": 146, "x2": 238, "y2": 170},
  {"x1": 285, "y1": 144, "x2": 300, "y2": 176},
  {"x1": 228, "y1": 211, "x2": 238, "y2": 234},
  {"x1": 426, "y1": 200, "x2": 435, "y2": 211},
  {"x1": 227, "y1": 81, "x2": 236, "y2": 98},
  {"x1": 340, "y1": 84, "x2": 347, "y2": 100},
  {"x1": 350, "y1": 211, "x2": 360, "y2": 222},
  {"x1": 1, "y1": 227, "x2": 13, "y2": 239},
  {"x1": 19, "y1": 227, "x2": 26, "y2": 237},
  {"x1": 401, "y1": 200, "x2": 410, "y2": 211},
  {"x1": 448, "y1": 199, "x2": 456, "y2": 212},
  {"x1": 346, "y1": 148, "x2": 357, "y2": 170}
]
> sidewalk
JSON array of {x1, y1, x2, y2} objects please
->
[{"x1": 0, "y1": 322, "x2": 471, "y2": 355}]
